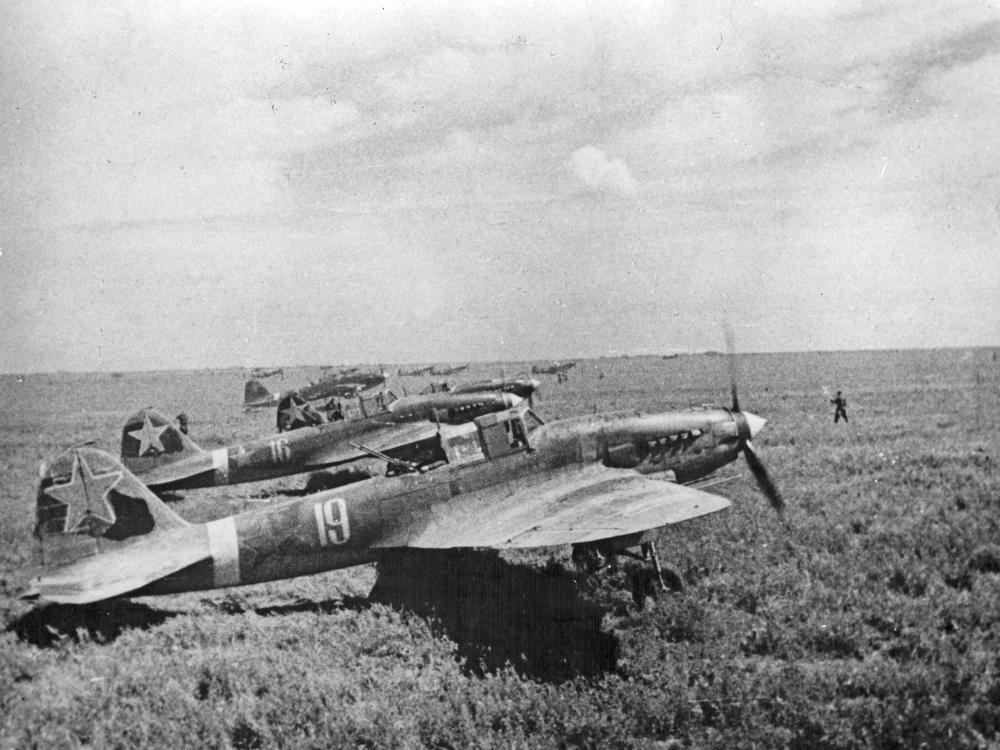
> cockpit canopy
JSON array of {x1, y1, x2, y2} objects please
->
[
  {"x1": 442, "y1": 408, "x2": 543, "y2": 466},
  {"x1": 376, "y1": 407, "x2": 544, "y2": 475}
]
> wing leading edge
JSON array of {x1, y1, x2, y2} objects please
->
[{"x1": 376, "y1": 465, "x2": 731, "y2": 550}]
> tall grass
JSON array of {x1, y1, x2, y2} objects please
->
[{"x1": 2, "y1": 350, "x2": 998, "y2": 747}]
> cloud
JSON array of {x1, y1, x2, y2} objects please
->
[{"x1": 567, "y1": 145, "x2": 637, "y2": 198}]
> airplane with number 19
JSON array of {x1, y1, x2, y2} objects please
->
[{"x1": 25, "y1": 359, "x2": 784, "y2": 605}]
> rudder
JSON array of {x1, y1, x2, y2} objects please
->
[
  {"x1": 35, "y1": 445, "x2": 189, "y2": 567},
  {"x1": 244, "y1": 379, "x2": 277, "y2": 407},
  {"x1": 120, "y1": 407, "x2": 206, "y2": 477}
]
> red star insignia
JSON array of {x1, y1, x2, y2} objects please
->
[
  {"x1": 128, "y1": 413, "x2": 169, "y2": 456},
  {"x1": 44, "y1": 452, "x2": 122, "y2": 534}
]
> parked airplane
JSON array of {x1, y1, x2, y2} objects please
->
[
  {"x1": 28, "y1": 383, "x2": 782, "y2": 605},
  {"x1": 447, "y1": 374, "x2": 541, "y2": 404},
  {"x1": 532, "y1": 361, "x2": 576, "y2": 375},
  {"x1": 244, "y1": 370, "x2": 385, "y2": 410},
  {"x1": 429, "y1": 364, "x2": 469, "y2": 376},
  {"x1": 121, "y1": 389, "x2": 524, "y2": 492},
  {"x1": 250, "y1": 367, "x2": 283, "y2": 379}
]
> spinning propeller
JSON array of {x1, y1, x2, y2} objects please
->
[{"x1": 724, "y1": 323, "x2": 785, "y2": 514}]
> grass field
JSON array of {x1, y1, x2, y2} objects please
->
[{"x1": 2, "y1": 349, "x2": 999, "y2": 748}]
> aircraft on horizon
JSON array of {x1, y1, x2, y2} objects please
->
[
  {"x1": 429, "y1": 364, "x2": 469, "y2": 376},
  {"x1": 243, "y1": 370, "x2": 386, "y2": 410},
  {"x1": 250, "y1": 367, "x2": 283, "y2": 379},
  {"x1": 27, "y1": 376, "x2": 783, "y2": 605},
  {"x1": 532, "y1": 361, "x2": 576, "y2": 375},
  {"x1": 120, "y1": 389, "x2": 525, "y2": 492}
]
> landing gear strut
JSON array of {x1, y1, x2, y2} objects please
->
[
  {"x1": 627, "y1": 542, "x2": 684, "y2": 608},
  {"x1": 571, "y1": 541, "x2": 684, "y2": 608}
]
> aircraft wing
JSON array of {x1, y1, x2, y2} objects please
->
[
  {"x1": 301, "y1": 420, "x2": 443, "y2": 469},
  {"x1": 23, "y1": 526, "x2": 209, "y2": 604},
  {"x1": 376, "y1": 465, "x2": 730, "y2": 549}
]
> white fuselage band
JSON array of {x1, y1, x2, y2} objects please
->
[
  {"x1": 206, "y1": 517, "x2": 240, "y2": 588},
  {"x1": 211, "y1": 448, "x2": 229, "y2": 485}
]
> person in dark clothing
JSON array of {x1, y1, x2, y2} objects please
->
[
  {"x1": 176, "y1": 413, "x2": 189, "y2": 435},
  {"x1": 324, "y1": 398, "x2": 345, "y2": 421},
  {"x1": 831, "y1": 391, "x2": 848, "y2": 424}
]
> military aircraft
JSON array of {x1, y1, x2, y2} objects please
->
[
  {"x1": 27, "y1": 378, "x2": 783, "y2": 605},
  {"x1": 446, "y1": 374, "x2": 541, "y2": 404},
  {"x1": 429, "y1": 364, "x2": 469, "y2": 376},
  {"x1": 244, "y1": 370, "x2": 386, "y2": 410},
  {"x1": 121, "y1": 389, "x2": 525, "y2": 492},
  {"x1": 400, "y1": 365, "x2": 435, "y2": 377},
  {"x1": 532, "y1": 361, "x2": 576, "y2": 375},
  {"x1": 250, "y1": 367, "x2": 283, "y2": 379}
]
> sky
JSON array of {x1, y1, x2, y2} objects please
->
[{"x1": 2, "y1": 0, "x2": 999, "y2": 372}]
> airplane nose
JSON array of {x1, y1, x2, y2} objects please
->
[{"x1": 741, "y1": 412, "x2": 767, "y2": 439}]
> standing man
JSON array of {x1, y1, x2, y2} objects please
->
[
  {"x1": 831, "y1": 391, "x2": 848, "y2": 424},
  {"x1": 175, "y1": 413, "x2": 189, "y2": 435}
]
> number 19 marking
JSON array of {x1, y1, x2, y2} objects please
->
[{"x1": 314, "y1": 497, "x2": 350, "y2": 546}]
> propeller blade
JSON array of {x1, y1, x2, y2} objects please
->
[
  {"x1": 742, "y1": 442, "x2": 785, "y2": 513},
  {"x1": 723, "y1": 321, "x2": 740, "y2": 412}
]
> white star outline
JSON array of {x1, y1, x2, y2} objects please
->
[
  {"x1": 128, "y1": 413, "x2": 169, "y2": 456},
  {"x1": 44, "y1": 452, "x2": 122, "y2": 534}
]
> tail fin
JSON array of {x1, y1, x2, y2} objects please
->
[
  {"x1": 277, "y1": 393, "x2": 327, "y2": 432},
  {"x1": 120, "y1": 408, "x2": 206, "y2": 476},
  {"x1": 35, "y1": 445, "x2": 189, "y2": 567},
  {"x1": 244, "y1": 379, "x2": 277, "y2": 407},
  {"x1": 28, "y1": 445, "x2": 214, "y2": 603}
]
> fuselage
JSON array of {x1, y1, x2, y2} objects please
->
[
  {"x1": 140, "y1": 392, "x2": 523, "y2": 491},
  {"x1": 449, "y1": 377, "x2": 541, "y2": 400},
  {"x1": 139, "y1": 406, "x2": 756, "y2": 596},
  {"x1": 245, "y1": 372, "x2": 386, "y2": 409}
]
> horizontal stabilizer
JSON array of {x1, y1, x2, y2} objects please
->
[
  {"x1": 376, "y1": 465, "x2": 730, "y2": 550},
  {"x1": 24, "y1": 525, "x2": 209, "y2": 604}
]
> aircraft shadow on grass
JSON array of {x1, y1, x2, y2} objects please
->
[
  {"x1": 366, "y1": 549, "x2": 619, "y2": 682},
  {"x1": 10, "y1": 551, "x2": 618, "y2": 682},
  {"x1": 207, "y1": 550, "x2": 620, "y2": 682},
  {"x1": 9, "y1": 600, "x2": 175, "y2": 648}
]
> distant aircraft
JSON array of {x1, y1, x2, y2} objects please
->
[
  {"x1": 120, "y1": 389, "x2": 524, "y2": 492},
  {"x1": 400, "y1": 365, "x2": 435, "y2": 377},
  {"x1": 532, "y1": 361, "x2": 576, "y2": 375},
  {"x1": 27, "y1": 376, "x2": 782, "y2": 605},
  {"x1": 244, "y1": 370, "x2": 385, "y2": 410},
  {"x1": 429, "y1": 364, "x2": 469, "y2": 376},
  {"x1": 250, "y1": 367, "x2": 283, "y2": 379}
]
